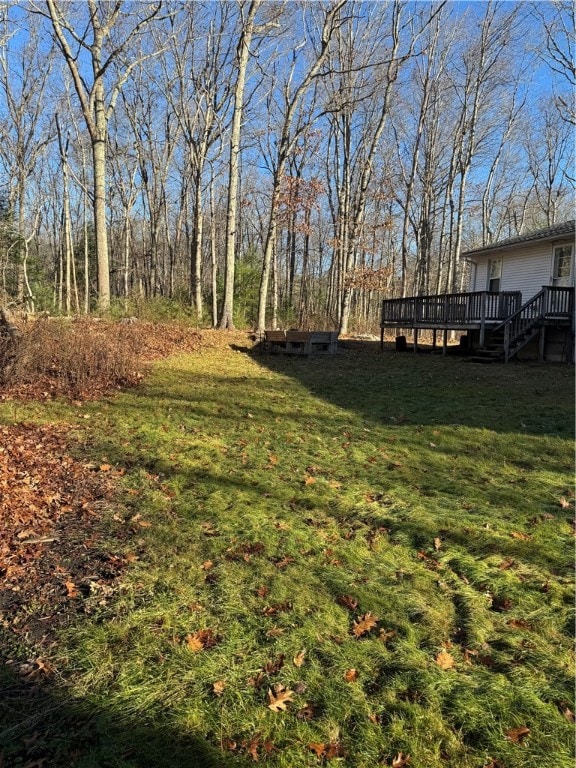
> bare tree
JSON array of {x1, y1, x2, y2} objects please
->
[
  {"x1": 160, "y1": 2, "x2": 234, "y2": 320},
  {"x1": 255, "y1": 0, "x2": 347, "y2": 333},
  {"x1": 0, "y1": 7, "x2": 53, "y2": 309},
  {"x1": 42, "y1": 0, "x2": 163, "y2": 311},
  {"x1": 532, "y1": 0, "x2": 575, "y2": 125},
  {"x1": 218, "y1": 0, "x2": 262, "y2": 330},
  {"x1": 324, "y1": 2, "x2": 423, "y2": 333}
]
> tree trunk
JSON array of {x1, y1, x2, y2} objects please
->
[
  {"x1": 219, "y1": 0, "x2": 260, "y2": 330},
  {"x1": 92, "y1": 66, "x2": 111, "y2": 312}
]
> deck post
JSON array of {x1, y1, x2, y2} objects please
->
[
  {"x1": 539, "y1": 325, "x2": 546, "y2": 361},
  {"x1": 479, "y1": 292, "x2": 487, "y2": 347},
  {"x1": 432, "y1": 329, "x2": 437, "y2": 350},
  {"x1": 413, "y1": 328, "x2": 418, "y2": 354},
  {"x1": 442, "y1": 329, "x2": 448, "y2": 355},
  {"x1": 380, "y1": 326, "x2": 384, "y2": 352}
]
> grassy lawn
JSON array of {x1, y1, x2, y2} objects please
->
[{"x1": 1, "y1": 337, "x2": 574, "y2": 767}]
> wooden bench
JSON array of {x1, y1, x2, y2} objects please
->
[
  {"x1": 263, "y1": 330, "x2": 287, "y2": 353},
  {"x1": 262, "y1": 330, "x2": 338, "y2": 355},
  {"x1": 309, "y1": 331, "x2": 338, "y2": 354},
  {"x1": 285, "y1": 331, "x2": 312, "y2": 355}
]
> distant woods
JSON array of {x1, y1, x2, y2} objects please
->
[{"x1": 0, "y1": 1, "x2": 573, "y2": 331}]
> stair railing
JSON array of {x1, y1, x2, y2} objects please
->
[{"x1": 493, "y1": 288, "x2": 548, "y2": 362}]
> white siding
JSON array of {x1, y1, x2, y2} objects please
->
[{"x1": 467, "y1": 237, "x2": 574, "y2": 301}]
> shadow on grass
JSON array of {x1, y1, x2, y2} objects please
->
[
  {"x1": 247, "y1": 340, "x2": 574, "y2": 438},
  {"x1": 0, "y1": 659, "x2": 249, "y2": 768}
]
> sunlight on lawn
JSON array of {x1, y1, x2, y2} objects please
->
[{"x1": 1, "y1": 341, "x2": 574, "y2": 768}]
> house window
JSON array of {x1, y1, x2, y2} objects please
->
[
  {"x1": 552, "y1": 244, "x2": 573, "y2": 286},
  {"x1": 487, "y1": 258, "x2": 502, "y2": 292}
]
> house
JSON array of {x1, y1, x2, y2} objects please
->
[{"x1": 380, "y1": 220, "x2": 575, "y2": 362}]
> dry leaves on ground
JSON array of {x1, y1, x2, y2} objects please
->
[{"x1": 0, "y1": 422, "x2": 130, "y2": 650}]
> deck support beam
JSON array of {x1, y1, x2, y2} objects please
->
[
  {"x1": 443, "y1": 329, "x2": 448, "y2": 355},
  {"x1": 413, "y1": 328, "x2": 418, "y2": 354}
]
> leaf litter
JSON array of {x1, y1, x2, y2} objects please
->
[{"x1": 0, "y1": 422, "x2": 131, "y2": 653}]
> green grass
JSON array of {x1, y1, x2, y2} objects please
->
[{"x1": 1, "y1": 341, "x2": 574, "y2": 767}]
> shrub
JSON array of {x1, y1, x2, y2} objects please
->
[{"x1": 1, "y1": 317, "x2": 142, "y2": 399}]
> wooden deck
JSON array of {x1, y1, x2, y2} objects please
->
[
  {"x1": 380, "y1": 291, "x2": 522, "y2": 330},
  {"x1": 380, "y1": 287, "x2": 574, "y2": 358}
]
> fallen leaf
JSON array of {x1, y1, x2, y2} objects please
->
[
  {"x1": 338, "y1": 594, "x2": 359, "y2": 611},
  {"x1": 212, "y1": 680, "x2": 226, "y2": 696},
  {"x1": 435, "y1": 649, "x2": 455, "y2": 670},
  {"x1": 309, "y1": 743, "x2": 326, "y2": 757},
  {"x1": 352, "y1": 612, "x2": 378, "y2": 637},
  {"x1": 297, "y1": 703, "x2": 315, "y2": 720},
  {"x1": 507, "y1": 618, "x2": 531, "y2": 629},
  {"x1": 559, "y1": 496, "x2": 572, "y2": 509},
  {"x1": 201, "y1": 560, "x2": 214, "y2": 570},
  {"x1": 304, "y1": 475, "x2": 316, "y2": 485},
  {"x1": 325, "y1": 742, "x2": 346, "y2": 759},
  {"x1": 241, "y1": 734, "x2": 267, "y2": 761},
  {"x1": 510, "y1": 531, "x2": 531, "y2": 540},
  {"x1": 185, "y1": 628, "x2": 219, "y2": 652},
  {"x1": 247, "y1": 671, "x2": 266, "y2": 689},
  {"x1": 201, "y1": 522, "x2": 220, "y2": 536},
  {"x1": 293, "y1": 650, "x2": 306, "y2": 668},
  {"x1": 19, "y1": 658, "x2": 54, "y2": 682},
  {"x1": 223, "y1": 738, "x2": 237, "y2": 752},
  {"x1": 262, "y1": 601, "x2": 292, "y2": 616},
  {"x1": 256, "y1": 584, "x2": 269, "y2": 598},
  {"x1": 391, "y1": 752, "x2": 411, "y2": 767},
  {"x1": 275, "y1": 555, "x2": 294, "y2": 569},
  {"x1": 99, "y1": 463, "x2": 112, "y2": 472},
  {"x1": 267, "y1": 685, "x2": 294, "y2": 712},
  {"x1": 344, "y1": 668, "x2": 358, "y2": 682},
  {"x1": 264, "y1": 654, "x2": 285, "y2": 675},
  {"x1": 185, "y1": 634, "x2": 204, "y2": 652},
  {"x1": 433, "y1": 536, "x2": 442, "y2": 551},
  {"x1": 505, "y1": 725, "x2": 530, "y2": 743},
  {"x1": 65, "y1": 580, "x2": 79, "y2": 598}
]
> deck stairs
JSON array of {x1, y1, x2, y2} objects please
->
[{"x1": 470, "y1": 289, "x2": 550, "y2": 363}]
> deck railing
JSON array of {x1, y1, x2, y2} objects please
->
[{"x1": 380, "y1": 291, "x2": 522, "y2": 327}]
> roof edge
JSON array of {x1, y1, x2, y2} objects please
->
[{"x1": 461, "y1": 220, "x2": 575, "y2": 260}]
